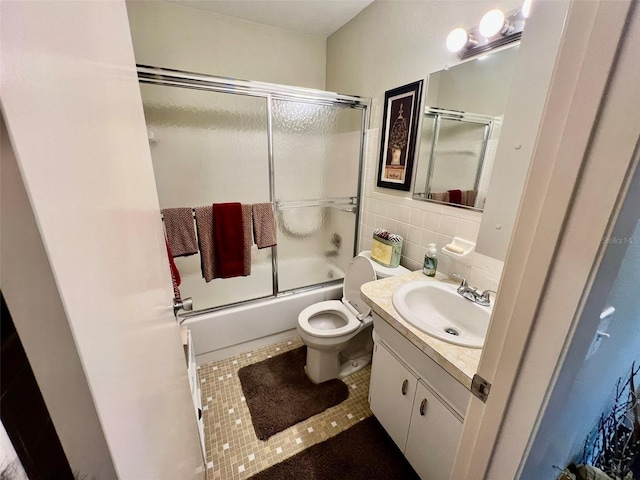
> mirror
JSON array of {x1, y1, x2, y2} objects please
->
[{"x1": 412, "y1": 45, "x2": 519, "y2": 211}]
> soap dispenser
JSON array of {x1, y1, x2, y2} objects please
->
[{"x1": 423, "y1": 243, "x2": 438, "y2": 277}]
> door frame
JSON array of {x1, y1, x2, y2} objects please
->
[{"x1": 452, "y1": 1, "x2": 639, "y2": 478}]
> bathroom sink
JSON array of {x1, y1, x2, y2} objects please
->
[{"x1": 392, "y1": 281, "x2": 491, "y2": 348}]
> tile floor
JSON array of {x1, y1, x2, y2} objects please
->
[{"x1": 198, "y1": 336, "x2": 373, "y2": 480}]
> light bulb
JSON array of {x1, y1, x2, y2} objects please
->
[
  {"x1": 479, "y1": 9, "x2": 506, "y2": 37},
  {"x1": 522, "y1": 0, "x2": 532, "y2": 18},
  {"x1": 446, "y1": 28, "x2": 470, "y2": 53}
]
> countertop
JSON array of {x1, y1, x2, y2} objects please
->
[{"x1": 361, "y1": 270, "x2": 482, "y2": 390}]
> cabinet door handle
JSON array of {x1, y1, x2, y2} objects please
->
[
  {"x1": 419, "y1": 398, "x2": 428, "y2": 416},
  {"x1": 401, "y1": 379, "x2": 409, "y2": 395}
]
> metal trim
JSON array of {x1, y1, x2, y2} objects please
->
[
  {"x1": 137, "y1": 65, "x2": 371, "y2": 108},
  {"x1": 275, "y1": 197, "x2": 357, "y2": 210},
  {"x1": 266, "y1": 94, "x2": 279, "y2": 297},
  {"x1": 425, "y1": 107, "x2": 495, "y2": 124},
  {"x1": 471, "y1": 374, "x2": 492, "y2": 402},
  {"x1": 177, "y1": 279, "x2": 344, "y2": 319}
]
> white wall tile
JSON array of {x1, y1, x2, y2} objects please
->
[
  {"x1": 410, "y1": 208, "x2": 425, "y2": 227},
  {"x1": 386, "y1": 203, "x2": 399, "y2": 220},
  {"x1": 395, "y1": 222, "x2": 409, "y2": 241},
  {"x1": 457, "y1": 220, "x2": 480, "y2": 243},
  {"x1": 469, "y1": 267, "x2": 500, "y2": 292},
  {"x1": 421, "y1": 229, "x2": 438, "y2": 246},
  {"x1": 437, "y1": 234, "x2": 454, "y2": 249},
  {"x1": 440, "y1": 215, "x2": 459, "y2": 237},
  {"x1": 407, "y1": 225, "x2": 423, "y2": 243},
  {"x1": 423, "y1": 211, "x2": 441, "y2": 231},
  {"x1": 473, "y1": 253, "x2": 505, "y2": 277},
  {"x1": 397, "y1": 205, "x2": 411, "y2": 223}
]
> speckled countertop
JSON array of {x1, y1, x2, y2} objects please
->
[{"x1": 361, "y1": 270, "x2": 482, "y2": 390}]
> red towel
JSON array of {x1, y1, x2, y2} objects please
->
[
  {"x1": 213, "y1": 203, "x2": 246, "y2": 278},
  {"x1": 448, "y1": 189, "x2": 462, "y2": 205},
  {"x1": 165, "y1": 239, "x2": 181, "y2": 300}
]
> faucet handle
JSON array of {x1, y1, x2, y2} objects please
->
[
  {"x1": 477, "y1": 289, "x2": 497, "y2": 306},
  {"x1": 451, "y1": 273, "x2": 467, "y2": 291}
]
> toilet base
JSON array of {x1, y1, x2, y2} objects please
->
[
  {"x1": 304, "y1": 347, "x2": 372, "y2": 384},
  {"x1": 337, "y1": 352, "x2": 371, "y2": 379}
]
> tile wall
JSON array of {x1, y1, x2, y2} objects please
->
[{"x1": 359, "y1": 129, "x2": 503, "y2": 292}]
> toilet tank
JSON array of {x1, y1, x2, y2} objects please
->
[{"x1": 358, "y1": 251, "x2": 411, "y2": 278}]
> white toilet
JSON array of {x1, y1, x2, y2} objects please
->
[{"x1": 297, "y1": 252, "x2": 409, "y2": 384}]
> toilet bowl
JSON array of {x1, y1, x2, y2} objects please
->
[{"x1": 297, "y1": 254, "x2": 409, "y2": 384}]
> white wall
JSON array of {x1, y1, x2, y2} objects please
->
[
  {"x1": 327, "y1": 0, "x2": 522, "y2": 290},
  {"x1": 1, "y1": 113, "x2": 118, "y2": 479},
  {"x1": 1, "y1": 1, "x2": 204, "y2": 478},
  {"x1": 126, "y1": 0, "x2": 327, "y2": 89}
]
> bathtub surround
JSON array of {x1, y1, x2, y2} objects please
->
[
  {"x1": 237, "y1": 346, "x2": 348, "y2": 440},
  {"x1": 249, "y1": 416, "x2": 420, "y2": 480}
]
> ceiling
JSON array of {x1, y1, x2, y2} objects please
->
[{"x1": 165, "y1": 0, "x2": 374, "y2": 37}]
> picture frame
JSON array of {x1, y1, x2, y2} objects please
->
[{"x1": 376, "y1": 80, "x2": 424, "y2": 191}]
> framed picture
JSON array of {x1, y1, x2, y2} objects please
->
[{"x1": 376, "y1": 80, "x2": 424, "y2": 191}]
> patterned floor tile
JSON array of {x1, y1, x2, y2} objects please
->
[{"x1": 199, "y1": 336, "x2": 373, "y2": 480}]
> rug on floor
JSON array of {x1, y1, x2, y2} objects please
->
[
  {"x1": 249, "y1": 415, "x2": 420, "y2": 479},
  {"x1": 238, "y1": 346, "x2": 349, "y2": 441}
]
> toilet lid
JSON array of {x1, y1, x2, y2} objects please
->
[{"x1": 343, "y1": 256, "x2": 376, "y2": 318}]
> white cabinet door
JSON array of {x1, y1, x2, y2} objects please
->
[
  {"x1": 369, "y1": 341, "x2": 417, "y2": 450},
  {"x1": 405, "y1": 380, "x2": 463, "y2": 480}
]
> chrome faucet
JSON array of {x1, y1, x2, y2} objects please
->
[
  {"x1": 451, "y1": 273, "x2": 496, "y2": 307},
  {"x1": 476, "y1": 289, "x2": 497, "y2": 307}
]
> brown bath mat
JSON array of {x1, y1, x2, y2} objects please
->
[
  {"x1": 249, "y1": 416, "x2": 421, "y2": 480},
  {"x1": 238, "y1": 346, "x2": 348, "y2": 441}
]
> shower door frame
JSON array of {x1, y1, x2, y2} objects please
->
[{"x1": 137, "y1": 65, "x2": 371, "y2": 316}]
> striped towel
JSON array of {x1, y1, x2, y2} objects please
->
[
  {"x1": 161, "y1": 208, "x2": 198, "y2": 257},
  {"x1": 194, "y1": 206, "x2": 215, "y2": 282},
  {"x1": 242, "y1": 204, "x2": 253, "y2": 276},
  {"x1": 252, "y1": 203, "x2": 277, "y2": 249}
]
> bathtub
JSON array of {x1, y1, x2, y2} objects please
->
[{"x1": 181, "y1": 257, "x2": 345, "y2": 364}]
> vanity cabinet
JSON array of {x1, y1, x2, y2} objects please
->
[
  {"x1": 369, "y1": 314, "x2": 470, "y2": 480},
  {"x1": 405, "y1": 380, "x2": 463, "y2": 479},
  {"x1": 369, "y1": 339, "x2": 418, "y2": 450}
]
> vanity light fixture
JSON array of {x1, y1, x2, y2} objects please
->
[
  {"x1": 446, "y1": 28, "x2": 476, "y2": 53},
  {"x1": 446, "y1": 4, "x2": 527, "y2": 59},
  {"x1": 479, "y1": 9, "x2": 514, "y2": 38}
]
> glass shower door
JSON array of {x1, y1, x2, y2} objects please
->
[
  {"x1": 140, "y1": 84, "x2": 273, "y2": 309},
  {"x1": 271, "y1": 99, "x2": 365, "y2": 292}
]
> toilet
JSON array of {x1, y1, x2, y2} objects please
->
[{"x1": 297, "y1": 252, "x2": 410, "y2": 384}]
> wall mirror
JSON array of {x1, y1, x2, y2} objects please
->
[{"x1": 412, "y1": 45, "x2": 519, "y2": 211}]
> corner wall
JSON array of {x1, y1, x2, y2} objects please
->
[{"x1": 326, "y1": 1, "x2": 522, "y2": 290}]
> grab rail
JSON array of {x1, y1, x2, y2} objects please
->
[{"x1": 275, "y1": 197, "x2": 358, "y2": 210}]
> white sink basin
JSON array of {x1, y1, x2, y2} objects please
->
[{"x1": 392, "y1": 281, "x2": 491, "y2": 348}]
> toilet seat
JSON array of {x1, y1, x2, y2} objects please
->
[
  {"x1": 298, "y1": 300, "x2": 360, "y2": 338},
  {"x1": 298, "y1": 256, "x2": 376, "y2": 338}
]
